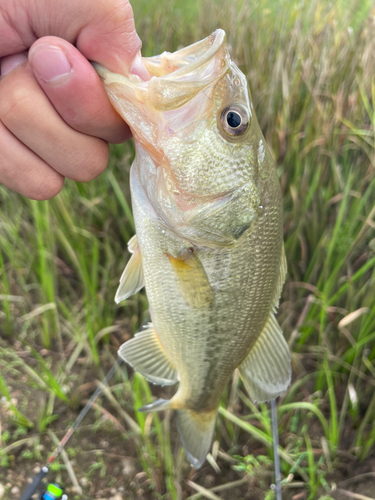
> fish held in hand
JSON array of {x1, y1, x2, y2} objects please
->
[{"x1": 95, "y1": 29, "x2": 291, "y2": 469}]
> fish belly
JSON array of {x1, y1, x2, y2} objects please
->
[{"x1": 130, "y1": 160, "x2": 284, "y2": 413}]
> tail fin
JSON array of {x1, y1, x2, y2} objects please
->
[
  {"x1": 176, "y1": 409, "x2": 216, "y2": 469},
  {"x1": 138, "y1": 395, "x2": 216, "y2": 469}
]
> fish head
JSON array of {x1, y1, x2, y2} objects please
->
[{"x1": 96, "y1": 30, "x2": 274, "y2": 245}]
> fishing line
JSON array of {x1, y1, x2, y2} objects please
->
[
  {"x1": 271, "y1": 398, "x2": 282, "y2": 500},
  {"x1": 47, "y1": 358, "x2": 123, "y2": 465},
  {"x1": 20, "y1": 358, "x2": 283, "y2": 499},
  {"x1": 19, "y1": 358, "x2": 123, "y2": 500}
]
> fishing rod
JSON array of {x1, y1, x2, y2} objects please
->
[
  {"x1": 19, "y1": 357, "x2": 283, "y2": 499},
  {"x1": 271, "y1": 398, "x2": 282, "y2": 500},
  {"x1": 19, "y1": 358, "x2": 123, "y2": 500}
]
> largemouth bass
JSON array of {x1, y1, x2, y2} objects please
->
[{"x1": 95, "y1": 29, "x2": 291, "y2": 469}]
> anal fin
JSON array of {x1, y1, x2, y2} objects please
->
[
  {"x1": 115, "y1": 235, "x2": 145, "y2": 303},
  {"x1": 239, "y1": 314, "x2": 291, "y2": 402},
  {"x1": 118, "y1": 324, "x2": 178, "y2": 386}
]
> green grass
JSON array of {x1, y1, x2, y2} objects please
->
[{"x1": 1, "y1": 0, "x2": 375, "y2": 498}]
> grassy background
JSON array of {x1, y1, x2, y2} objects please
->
[{"x1": 1, "y1": 0, "x2": 375, "y2": 498}]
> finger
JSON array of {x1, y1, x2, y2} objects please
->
[
  {"x1": 0, "y1": 0, "x2": 150, "y2": 77},
  {"x1": 28, "y1": 37, "x2": 131, "y2": 143},
  {"x1": 1, "y1": 52, "x2": 28, "y2": 76},
  {"x1": 0, "y1": 61, "x2": 109, "y2": 183},
  {"x1": 0, "y1": 120, "x2": 64, "y2": 200},
  {"x1": 76, "y1": 0, "x2": 150, "y2": 77}
]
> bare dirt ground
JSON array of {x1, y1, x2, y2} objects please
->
[{"x1": 1, "y1": 346, "x2": 375, "y2": 500}]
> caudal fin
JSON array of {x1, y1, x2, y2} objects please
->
[
  {"x1": 176, "y1": 409, "x2": 216, "y2": 469},
  {"x1": 137, "y1": 393, "x2": 216, "y2": 469}
]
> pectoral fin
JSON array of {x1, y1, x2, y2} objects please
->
[
  {"x1": 115, "y1": 235, "x2": 145, "y2": 304},
  {"x1": 239, "y1": 313, "x2": 291, "y2": 402},
  {"x1": 118, "y1": 324, "x2": 178, "y2": 386},
  {"x1": 127, "y1": 234, "x2": 138, "y2": 253},
  {"x1": 166, "y1": 249, "x2": 213, "y2": 308}
]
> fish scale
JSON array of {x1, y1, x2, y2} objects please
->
[
  {"x1": 131, "y1": 157, "x2": 285, "y2": 414},
  {"x1": 164, "y1": 127, "x2": 255, "y2": 195},
  {"x1": 95, "y1": 28, "x2": 291, "y2": 468}
]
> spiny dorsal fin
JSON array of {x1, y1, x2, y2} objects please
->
[
  {"x1": 166, "y1": 248, "x2": 213, "y2": 308},
  {"x1": 115, "y1": 235, "x2": 145, "y2": 304},
  {"x1": 118, "y1": 324, "x2": 178, "y2": 386},
  {"x1": 238, "y1": 313, "x2": 291, "y2": 402}
]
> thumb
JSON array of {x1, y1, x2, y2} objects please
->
[
  {"x1": 0, "y1": 0, "x2": 149, "y2": 77},
  {"x1": 75, "y1": 0, "x2": 148, "y2": 76}
]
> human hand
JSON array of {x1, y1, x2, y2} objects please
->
[{"x1": 0, "y1": 0, "x2": 149, "y2": 200}]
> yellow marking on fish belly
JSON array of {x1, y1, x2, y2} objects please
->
[{"x1": 166, "y1": 249, "x2": 213, "y2": 308}]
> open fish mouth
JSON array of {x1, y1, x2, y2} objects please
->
[
  {"x1": 94, "y1": 29, "x2": 230, "y2": 112},
  {"x1": 94, "y1": 29, "x2": 255, "y2": 245},
  {"x1": 143, "y1": 29, "x2": 227, "y2": 78}
]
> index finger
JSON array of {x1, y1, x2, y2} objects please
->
[{"x1": 0, "y1": 0, "x2": 143, "y2": 75}]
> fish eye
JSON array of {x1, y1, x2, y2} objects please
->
[{"x1": 220, "y1": 105, "x2": 250, "y2": 137}]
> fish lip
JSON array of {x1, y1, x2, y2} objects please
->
[
  {"x1": 142, "y1": 29, "x2": 227, "y2": 79},
  {"x1": 94, "y1": 29, "x2": 229, "y2": 113},
  {"x1": 94, "y1": 29, "x2": 227, "y2": 81}
]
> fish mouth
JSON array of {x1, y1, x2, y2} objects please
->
[
  {"x1": 95, "y1": 29, "x2": 229, "y2": 112},
  {"x1": 142, "y1": 29, "x2": 227, "y2": 79},
  {"x1": 144, "y1": 29, "x2": 229, "y2": 111}
]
